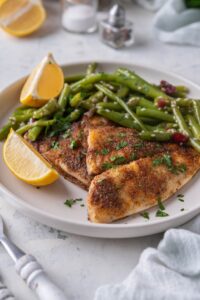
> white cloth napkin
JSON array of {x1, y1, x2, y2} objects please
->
[
  {"x1": 135, "y1": 0, "x2": 200, "y2": 46},
  {"x1": 95, "y1": 214, "x2": 200, "y2": 300}
]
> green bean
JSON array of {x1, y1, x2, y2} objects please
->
[
  {"x1": 71, "y1": 73, "x2": 115, "y2": 92},
  {"x1": 33, "y1": 99, "x2": 59, "y2": 119},
  {"x1": 175, "y1": 85, "x2": 189, "y2": 95},
  {"x1": 136, "y1": 107, "x2": 174, "y2": 123},
  {"x1": 101, "y1": 82, "x2": 118, "y2": 91},
  {"x1": 138, "y1": 98, "x2": 156, "y2": 109},
  {"x1": 79, "y1": 91, "x2": 103, "y2": 110},
  {"x1": 88, "y1": 91, "x2": 104, "y2": 104},
  {"x1": 171, "y1": 101, "x2": 200, "y2": 152},
  {"x1": 58, "y1": 83, "x2": 70, "y2": 110},
  {"x1": 140, "y1": 131, "x2": 172, "y2": 142},
  {"x1": 192, "y1": 100, "x2": 200, "y2": 124},
  {"x1": 155, "y1": 96, "x2": 197, "y2": 108},
  {"x1": 10, "y1": 113, "x2": 33, "y2": 123},
  {"x1": 127, "y1": 97, "x2": 140, "y2": 108},
  {"x1": 176, "y1": 98, "x2": 194, "y2": 107},
  {"x1": 28, "y1": 126, "x2": 43, "y2": 141},
  {"x1": 117, "y1": 68, "x2": 168, "y2": 100},
  {"x1": 65, "y1": 74, "x2": 85, "y2": 83},
  {"x1": 116, "y1": 86, "x2": 129, "y2": 98},
  {"x1": 16, "y1": 120, "x2": 55, "y2": 135},
  {"x1": 186, "y1": 115, "x2": 200, "y2": 139},
  {"x1": 97, "y1": 102, "x2": 121, "y2": 111},
  {"x1": 95, "y1": 83, "x2": 147, "y2": 131},
  {"x1": 97, "y1": 108, "x2": 141, "y2": 130},
  {"x1": 70, "y1": 92, "x2": 86, "y2": 107},
  {"x1": 0, "y1": 122, "x2": 15, "y2": 141},
  {"x1": 86, "y1": 62, "x2": 98, "y2": 75},
  {"x1": 80, "y1": 101, "x2": 93, "y2": 110},
  {"x1": 65, "y1": 109, "x2": 83, "y2": 123},
  {"x1": 12, "y1": 107, "x2": 35, "y2": 116},
  {"x1": 140, "y1": 117, "x2": 161, "y2": 125}
]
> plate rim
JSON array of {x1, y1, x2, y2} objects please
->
[{"x1": 0, "y1": 60, "x2": 200, "y2": 236}]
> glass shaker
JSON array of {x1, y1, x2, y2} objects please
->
[
  {"x1": 99, "y1": 3, "x2": 134, "y2": 48},
  {"x1": 61, "y1": 0, "x2": 98, "y2": 34}
]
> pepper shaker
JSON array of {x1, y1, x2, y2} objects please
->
[{"x1": 99, "y1": 3, "x2": 134, "y2": 49}]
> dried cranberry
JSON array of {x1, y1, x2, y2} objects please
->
[
  {"x1": 157, "y1": 98, "x2": 167, "y2": 108},
  {"x1": 172, "y1": 132, "x2": 189, "y2": 144},
  {"x1": 160, "y1": 80, "x2": 176, "y2": 96}
]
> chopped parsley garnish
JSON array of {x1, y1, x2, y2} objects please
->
[
  {"x1": 102, "y1": 155, "x2": 127, "y2": 170},
  {"x1": 80, "y1": 204, "x2": 85, "y2": 207},
  {"x1": 156, "y1": 210, "x2": 169, "y2": 217},
  {"x1": 118, "y1": 132, "x2": 126, "y2": 138},
  {"x1": 69, "y1": 139, "x2": 78, "y2": 149},
  {"x1": 181, "y1": 208, "x2": 185, "y2": 211},
  {"x1": 140, "y1": 211, "x2": 149, "y2": 220},
  {"x1": 177, "y1": 193, "x2": 184, "y2": 202},
  {"x1": 51, "y1": 141, "x2": 59, "y2": 149},
  {"x1": 110, "y1": 155, "x2": 126, "y2": 164},
  {"x1": 178, "y1": 198, "x2": 184, "y2": 202},
  {"x1": 102, "y1": 162, "x2": 113, "y2": 170},
  {"x1": 64, "y1": 198, "x2": 82, "y2": 207},
  {"x1": 152, "y1": 157, "x2": 163, "y2": 166},
  {"x1": 177, "y1": 194, "x2": 184, "y2": 198},
  {"x1": 130, "y1": 152, "x2": 137, "y2": 161},
  {"x1": 77, "y1": 130, "x2": 83, "y2": 140},
  {"x1": 134, "y1": 143, "x2": 143, "y2": 149},
  {"x1": 157, "y1": 197, "x2": 165, "y2": 210},
  {"x1": 152, "y1": 154, "x2": 187, "y2": 175},
  {"x1": 62, "y1": 129, "x2": 71, "y2": 139},
  {"x1": 101, "y1": 148, "x2": 109, "y2": 155},
  {"x1": 47, "y1": 115, "x2": 71, "y2": 137},
  {"x1": 116, "y1": 140, "x2": 128, "y2": 150}
]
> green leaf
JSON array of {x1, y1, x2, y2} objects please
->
[
  {"x1": 64, "y1": 198, "x2": 83, "y2": 207},
  {"x1": 156, "y1": 210, "x2": 169, "y2": 217},
  {"x1": 157, "y1": 197, "x2": 165, "y2": 210},
  {"x1": 70, "y1": 139, "x2": 78, "y2": 149},
  {"x1": 102, "y1": 162, "x2": 113, "y2": 170},
  {"x1": 101, "y1": 148, "x2": 109, "y2": 155},
  {"x1": 110, "y1": 155, "x2": 126, "y2": 165},
  {"x1": 118, "y1": 132, "x2": 126, "y2": 138},
  {"x1": 116, "y1": 140, "x2": 128, "y2": 150},
  {"x1": 140, "y1": 211, "x2": 149, "y2": 220},
  {"x1": 51, "y1": 141, "x2": 59, "y2": 149}
]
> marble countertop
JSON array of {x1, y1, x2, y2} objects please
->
[{"x1": 0, "y1": 1, "x2": 200, "y2": 299}]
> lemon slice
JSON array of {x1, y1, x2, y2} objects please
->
[
  {"x1": 3, "y1": 129, "x2": 59, "y2": 186},
  {"x1": 0, "y1": 0, "x2": 46, "y2": 37},
  {"x1": 20, "y1": 53, "x2": 64, "y2": 107}
]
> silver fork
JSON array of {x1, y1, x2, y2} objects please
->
[{"x1": 0, "y1": 215, "x2": 67, "y2": 300}]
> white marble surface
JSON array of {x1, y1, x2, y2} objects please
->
[{"x1": 0, "y1": 1, "x2": 200, "y2": 299}]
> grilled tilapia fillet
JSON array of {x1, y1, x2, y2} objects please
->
[
  {"x1": 88, "y1": 145, "x2": 200, "y2": 223},
  {"x1": 87, "y1": 126, "x2": 173, "y2": 175},
  {"x1": 29, "y1": 115, "x2": 112, "y2": 190}
]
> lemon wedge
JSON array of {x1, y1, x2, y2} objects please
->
[
  {"x1": 3, "y1": 129, "x2": 59, "y2": 186},
  {"x1": 20, "y1": 53, "x2": 64, "y2": 107},
  {"x1": 0, "y1": 0, "x2": 46, "y2": 37}
]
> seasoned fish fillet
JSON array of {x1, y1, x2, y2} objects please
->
[
  {"x1": 29, "y1": 115, "x2": 111, "y2": 190},
  {"x1": 87, "y1": 145, "x2": 200, "y2": 223},
  {"x1": 87, "y1": 126, "x2": 172, "y2": 175}
]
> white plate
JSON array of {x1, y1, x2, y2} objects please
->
[{"x1": 0, "y1": 61, "x2": 200, "y2": 238}]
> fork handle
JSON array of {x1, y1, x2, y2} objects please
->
[{"x1": 15, "y1": 255, "x2": 67, "y2": 300}]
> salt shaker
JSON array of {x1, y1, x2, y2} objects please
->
[
  {"x1": 61, "y1": 0, "x2": 98, "y2": 34},
  {"x1": 99, "y1": 3, "x2": 134, "y2": 49}
]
